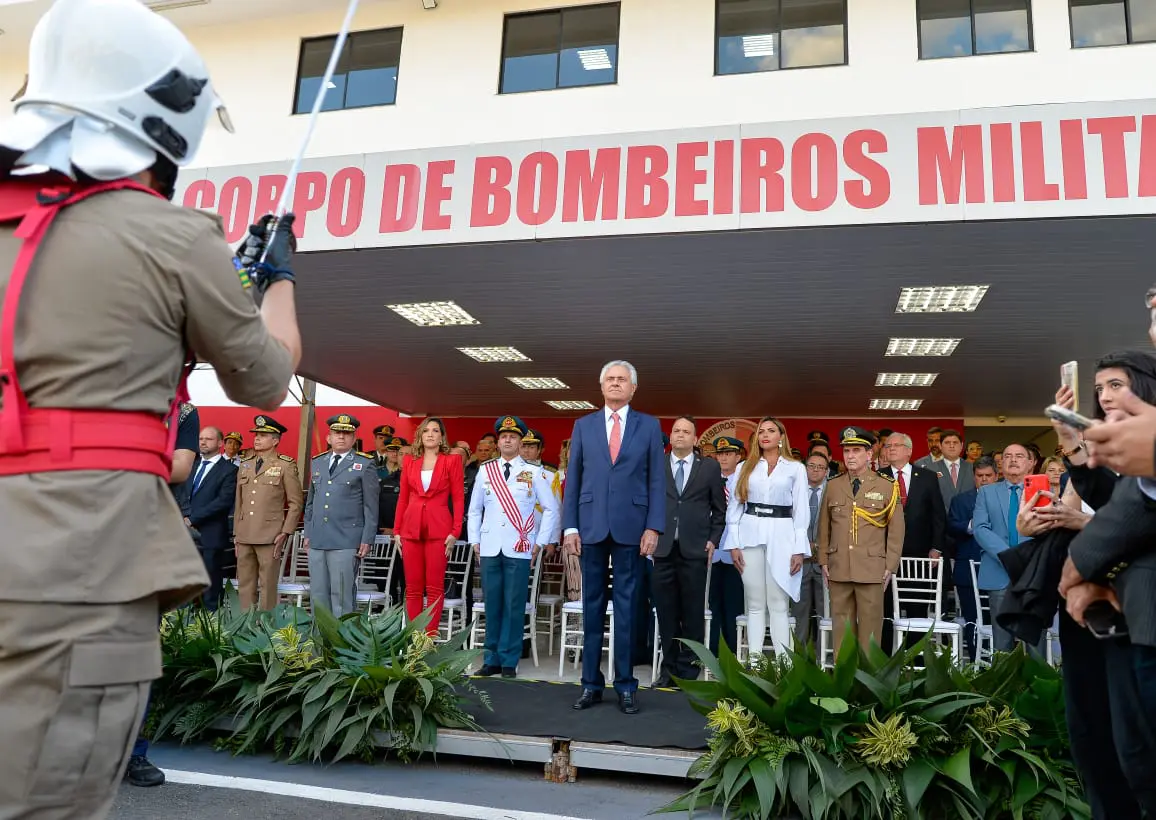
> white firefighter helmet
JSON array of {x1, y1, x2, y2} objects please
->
[{"x1": 0, "y1": 0, "x2": 232, "y2": 181}]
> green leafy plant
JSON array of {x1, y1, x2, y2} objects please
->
[
  {"x1": 150, "y1": 594, "x2": 485, "y2": 764},
  {"x1": 663, "y1": 633, "x2": 1090, "y2": 820}
]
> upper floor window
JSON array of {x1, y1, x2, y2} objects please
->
[
  {"x1": 917, "y1": 0, "x2": 1033, "y2": 59},
  {"x1": 294, "y1": 27, "x2": 402, "y2": 114},
  {"x1": 500, "y1": 3, "x2": 620, "y2": 94},
  {"x1": 1070, "y1": 0, "x2": 1156, "y2": 47},
  {"x1": 716, "y1": 0, "x2": 848, "y2": 74}
]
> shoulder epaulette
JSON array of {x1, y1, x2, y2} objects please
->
[
  {"x1": 357, "y1": 451, "x2": 374, "y2": 459},
  {"x1": 878, "y1": 471, "x2": 894, "y2": 481},
  {"x1": 481, "y1": 457, "x2": 499, "y2": 465},
  {"x1": 541, "y1": 464, "x2": 558, "y2": 473},
  {"x1": 279, "y1": 454, "x2": 295, "y2": 462}
]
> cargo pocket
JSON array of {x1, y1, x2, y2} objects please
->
[{"x1": 28, "y1": 639, "x2": 160, "y2": 802}]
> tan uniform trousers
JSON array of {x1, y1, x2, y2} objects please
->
[
  {"x1": 235, "y1": 542, "x2": 281, "y2": 611},
  {"x1": 828, "y1": 581, "x2": 886, "y2": 656},
  {"x1": 0, "y1": 596, "x2": 160, "y2": 820}
]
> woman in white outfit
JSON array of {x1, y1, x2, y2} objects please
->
[{"x1": 724, "y1": 417, "x2": 810, "y2": 658}]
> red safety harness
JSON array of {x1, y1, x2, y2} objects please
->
[{"x1": 0, "y1": 177, "x2": 192, "y2": 480}]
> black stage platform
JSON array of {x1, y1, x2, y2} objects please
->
[{"x1": 466, "y1": 678, "x2": 709, "y2": 751}]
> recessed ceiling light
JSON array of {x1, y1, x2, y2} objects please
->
[
  {"x1": 387, "y1": 301, "x2": 479, "y2": 327},
  {"x1": 742, "y1": 34, "x2": 776, "y2": 57},
  {"x1": 876, "y1": 372, "x2": 939, "y2": 387},
  {"x1": 885, "y1": 338, "x2": 961, "y2": 357},
  {"x1": 895, "y1": 286, "x2": 989, "y2": 313},
  {"x1": 456, "y1": 346, "x2": 530, "y2": 363},
  {"x1": 545, "y1": 400, "x2": 596, "y2": 410},
  {"x1": 870, "y1": 398, "x2": 923, "y2": 411},
  {"x1": 577, "y1": 48, "x2": 613, "y2": 71},
  {"x1": 508, "y1": 377, "x2": 568, "y2": 390}
]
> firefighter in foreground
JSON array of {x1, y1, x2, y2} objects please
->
[{"x1": 0, "y1": 1, "x2": 301, "y2": 817}]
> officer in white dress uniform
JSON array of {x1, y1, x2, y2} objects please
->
[{"x1": 468, "y1": 416, "x2": 561, "y2": 677}]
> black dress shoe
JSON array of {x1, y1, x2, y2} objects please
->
[
  {"x1": 477, "y1": 664, "x2": 502, "y2": 676},
  {"x1": 125, "y1": 755, "x2": 165, "y2": 787},
  {"x1": 501, "y1": 667, "x2": 517, "y2": 678},
  {"x1": 572, "y1": 688, "x2": 603, "y2": 710},
  {"x1": 618, "y1": 691, "x2": 639, "y2": 715},
  {"x1": 652, "y1": 674, "x2": 674, "y2": 689}
]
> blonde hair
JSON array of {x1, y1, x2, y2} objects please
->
[
  {"x1": 735, "y1": 417, "x2": 796, "y2": 503},
  {"x1": 410, "y1": 417, "x2": 451, "y2": 457},
  {"x1": 559, "y1": 438, "x2": 571, "y2": 471}
]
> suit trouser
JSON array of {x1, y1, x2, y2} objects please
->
[
  {"x1": 652, "y1": 545, "x2": 708, "y2": 680},
  {"x1": 632, "y1": 553, "x2": 654, "y2": 666},
  {"x1": 708, "y1": 561, "x2": 744, "y2": 656},
  {"x1": 197, "y1": 548, "x2": 230, "y2": 611},
  {"x1": 580, "y1": 539, "x2": 639, "y2": 694},
  {"x1": 828, "y1": 580, "x2": 884, "y2": 655},
  {"x1": 1111, "y1": 639, "x2": 1156, "y2": 815},
  {"x1": 235, "y1": 542, "x2": 281, "y2": 611},
  {"x1": 480, "y1": 554, "x2": 531, "y2": 669},
  {"x1": 0, "y1": 597, "x2": 159, "y2": 820},
  {"x1": 791, "y1": 560, "x2": 824, "y2": 654},
  {"x1": 402, "y1": 539, "x2": 449, "y2": 635},
  {"x1": 307, "y1": 548, "x2": 358, "y2": 618},
  {"x1": 739, "y1": 546, "x2": 792, "y2": 657}
]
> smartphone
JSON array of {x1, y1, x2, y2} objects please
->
[
  {"x1": 1060, "y1": 361, "x2": 1079, "y2": 412},
  {"x1": 1045, "y1": 404, "x2": 1095, "y2": 431},
  {"x1": 1023, "y1": 474, "x2": 1052, "y2": 507},
  {"x1": 1085, "y1": 600, "x2": 1129, "y2": 640}
]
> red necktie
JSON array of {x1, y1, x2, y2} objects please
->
[
  {"x1": 609, "y1": 412, "x2": 622, "y2": 463},
  {"x1": 950, "y1": 462, "x2": 959, "y2": 487},
  {"x1": 898, "y1": 470, "x2": 908, "y2": 506}
]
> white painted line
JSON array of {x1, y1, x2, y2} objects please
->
[{"x1": 163, "y1": 769, "x2": 593, "y2": 820}]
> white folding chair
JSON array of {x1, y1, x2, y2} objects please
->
[
  {"x1": 438, "y1": 541, "x2": 474, "y2": 643},
  {"x1": 536, "y1": 549, "x2": 565, "y2": 656},
  {"x1": 818, "y1": 581, "x2": 834, "y2": 669},
  {"x1": 276, "y1": 531, "x2": 310, "y2": 607},
  {"x1": 470, "y1": 550, "x2": 546, "y2": 668},
  {"x1": 892, "y1": 557, "x2": 963, "y2": 663},
  {"x1": 354, "y1": 535, "x2": 395, "y2": 615},
  {"x1": 736, "y1": 613, "x2": 797, "y2": 664},
  {"x1": 968, "y1": 560, "x2": 994, "y2": 666}
]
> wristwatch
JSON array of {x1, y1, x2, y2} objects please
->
[{"x1": 1061, "y1": 442, "x2": 1084, "y2": 459}]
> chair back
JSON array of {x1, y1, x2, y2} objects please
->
[
  {"x1": 892, "y1": 556, "x2": 945, "y2": 616},
  {"x1": 540, "y1": 549, "x2": 564, "y2": 597},
  {"x1": 527, "y1": 549, "x2": 545, "y2": 610},
  {"x1": 359, "y1": 535, "x2": 397, "y2": 595},
  {"x1": 444, "y1": 540, "x2": 474, "y2": 598},
  {"x1": 283, "y1": 531, "x2": 309, "y2": 581},
  {"x1": 968, "y1": 559, "x2": 992, "y2": 629}
]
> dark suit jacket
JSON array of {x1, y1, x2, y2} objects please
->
[
  {"x1": 930, "y1": 459, "x2": 975, "y2": 511},
  {"x1": 656, "y1": 453, "x2": 725, "y2": 559},
  {"x1": 946, "y1": 488, "x2": 983, "y2": 587},
  {"x1": 185, "y1": 456, "x2": 238, "y2": 551},
  {"x1": 561, "y1": 407, "x2": 666, "y2": 545},
  {"x1": 394, "y1": 453, "x2": 465, "y2": 542},
  {"x1": 879, "y1": 464, "x2": 946, "y2": 558},
  {"x1": 1068, "y1": 476, "x2": 1156, "y2": 648}
]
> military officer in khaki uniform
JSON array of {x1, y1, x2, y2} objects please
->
[
  {"x1": 0, "y1": 3, "x2": 301, "y2": 817},
  {"x1": 817, "y1": 427, "x2": 905, "y2": 655},
  {"x1": 223, "y1": 431, "x2": 244, "y2": 466},
  {"x1": 234, "y1": 415, "x2": 304, "y2": 611}
]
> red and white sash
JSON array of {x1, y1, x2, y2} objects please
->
[{"x1": 485, "y1": 460, "x2": 536, "y2": 553}]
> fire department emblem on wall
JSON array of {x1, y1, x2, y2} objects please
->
[{"x1": 698, "y1": 418, "x2": 758, "y2": 455}]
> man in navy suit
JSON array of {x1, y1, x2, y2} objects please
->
[
  {"x1": 562, "y1": 361, "x2": 666, "y2": 715},
  {"x1": 183, "y1": 427, "x2": 239, "y2": 610},
  {"x1": 946, "y1": 456, "x2": 999, "y2": 661}
]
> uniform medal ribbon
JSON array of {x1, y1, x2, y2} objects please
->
[{"x1": 486, "y1": 460, "x2": 536, "y2": 553}]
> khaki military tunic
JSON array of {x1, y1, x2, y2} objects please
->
[
  {"x1": 0, "y1": 189, "x2": 293, "y2": 819},
  {"x1": 234, "y1": 452, "x2": 305, "y2": 610},
  {"x1": 817, "y1": 472, "x2": 905, "y2": 654}
]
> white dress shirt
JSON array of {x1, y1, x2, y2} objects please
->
[{"x1": 562, "y1": 405, "x2": 632, "y2": 539}]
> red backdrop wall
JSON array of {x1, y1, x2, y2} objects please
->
[{"x1": 198, "y1": 406, "x2": 961, "y2": 463}]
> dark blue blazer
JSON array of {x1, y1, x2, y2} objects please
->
[
  {"x1": 561, "y1": 407, "x2": 666, "y2": 545},
  {"x1": 184, "y1": 457, "x2": 238, "y2": 551},
  {"x1": 946, "y1": 488, "x2": 983, "y2": 587}
]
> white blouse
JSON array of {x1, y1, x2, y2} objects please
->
[{"x1": 421, "y1": 469, "x2": 434, "y2": 492}]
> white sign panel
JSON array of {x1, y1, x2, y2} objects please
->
[{"x1": 175, "y1": 98, "x2": 1156, "y2": 251}]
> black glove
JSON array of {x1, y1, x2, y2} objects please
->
[{"x1": 233, "y1": 212, "x2": 297, "y2": 293}]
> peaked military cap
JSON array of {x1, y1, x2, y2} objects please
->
[
  {"x1": 713, "y1": 436, "x2": 743, "y2": 453},
  {"x1": 840, "y1": 426, "x2": 876, "y2": 448},
  {"x1": 522, "y1": 428, "x2": 544, "y2": 446},
  {"x1": 807, "y1": 430, "x2": 830, "y2": 444},
  {"x1": 385, "y1": 436, "x2": 408, "y2": 450},
  {"x1": 327, "y1": 413, "x2": 360, "y2": 433},
  {"x1": 373, "y1": 424, "x2": 396, "y2": 438},
  {"x1": 251, "y1": 415, "x2": 287, "y2": 435},
  {"x1": 494, "y1": 415, "x2": 529, "y2": 438},
  {"x1": 224, "y1": 431, "x2": 244, "y2": 444}
]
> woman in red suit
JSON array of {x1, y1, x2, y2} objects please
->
[{"x1": 394, "y1": 417, "x2": 464, "y2": 634}]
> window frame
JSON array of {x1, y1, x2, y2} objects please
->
[
  {"x1": 712, "y1": 0, "x2": 850, "y2": 76},
  {"x1": 916, "y1": 0, "x2": 1035, "y2": 60},
  {"x1": 497, "y1": 2, "x2": 622, "y2": 95},
  {"x1": 1068, "y1": 0, "x2": 1154, "y2": 48},
  {"x1": 291, "y1": 25, "x2": 404, "y2": 115}
]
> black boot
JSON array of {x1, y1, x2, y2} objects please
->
[{"x1": 125, "y1": 755, "x2": 165, "y2": 787}]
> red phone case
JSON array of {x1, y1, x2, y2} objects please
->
[{"x1": 1023, "y1": 474, "x2": 1050, "y2": 507}]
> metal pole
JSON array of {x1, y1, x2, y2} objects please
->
[{"x1": 297, "y1": 378, "x2": 317, "y2": 492}]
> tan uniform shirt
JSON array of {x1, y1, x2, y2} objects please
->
[
  {"x1": 234, "y1": 452, "x2": 304, "y2": 544},
  {"x1": 0, "y1": 189, "x2": 293, "y2": 610},
  {"x1": 817, "y1": 472, "x2": 905, "y2": 584}
]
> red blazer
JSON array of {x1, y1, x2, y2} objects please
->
[{"x1": 394, "y1": 452, "x2": 465, "y2": 542}]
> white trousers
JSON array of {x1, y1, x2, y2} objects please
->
[{"x1": 740, "y1": 545, "x2": 793, "y2": 657}]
